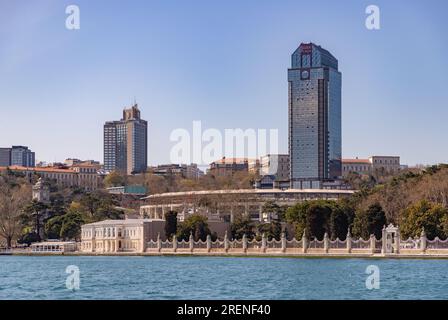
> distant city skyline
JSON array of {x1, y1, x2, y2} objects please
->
[{"x1": 1, "y1": 0, "x2": 448, "y2": 166}]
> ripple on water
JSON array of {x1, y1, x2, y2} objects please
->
[{"x1": 1, "y1": 256, "x2": 448, "y2": 299}]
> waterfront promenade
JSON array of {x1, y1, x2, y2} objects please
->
[{"x1": 4, "y1": 225, "x2": 448, "y2": 259}]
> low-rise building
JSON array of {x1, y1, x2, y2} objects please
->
[
  {"x1": 260, "y1": 154, "x2": 289, "y2": 179},
  {"x1": 64, "y1": 158, "x2": 101, "y2": 168},
  {"x1": 30, "y1": 241, "x2": 77, "y2": 253},
  {"x1": 149, "y1": 163, "x2": 203, "y2": 179},
  {"x1": 208, "y1": 157, "x2": 251, "y2": 177},
  {"x1": 107, "y1": 185, "x2": 147, "y2": 196},
  {"x1": 342, "y1": 156, "x2": 401, "y2": 176},
  {"x1": 0, "y1": 164, "x2": 101, "y2": 191},
  {"x1": 80, "y1": 219, "x2": 165, "y2": 253},
  {"x1": 248, "y1": 159, "x2": 260, "y2": 174}
]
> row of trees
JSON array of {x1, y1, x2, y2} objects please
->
[
  {"x1": 105, "y1": 170, "x2": 259, "y2": 195},
  {"x1": 0, "y1": 172, "x2": 125, "y2": 248},
  {"x1": 164, "y1": 211, "x2": 217, "y2": 242},
  {"x1": 163, "y1": 210, "x2": 284, "y2": 242},
  {"x1": 284, "y1": 199, "x2": 386, "y2": 240},
  {"x1": 3, "y1": 164, "x2": 448, "y2": 247},
  {"x1": 0, "y1": 174, "x2": 30, "y2": 248}
]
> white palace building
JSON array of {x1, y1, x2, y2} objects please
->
[{"x1": 80, "y1": 219, "x2": 165, "y2": 253}]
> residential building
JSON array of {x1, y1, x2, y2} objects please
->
[
  {"x1": 80, "y1": 219, "x2": 166, "y2": 253},
  {"x1": 288, "y1": 43, "x2": 342, "y2": 189},
  {"x1": 149, "y1": 163, "x2": 204, "y2": 179},
  {"x1": 208, "y1": 157, "x2": 250, "y2": 177},
  {"x1": 0, "y1": 148, "x2": 11, "y2": 166},
  {"x1": 369, "y1": 156, "x2": 401, "y2": 172},
  {"x1": 342, "y1": 156, "x2": 401, "y2": 176},
  {"x1": 260, "y1": 154, "x2": 290, "y2": 181},
  {"x1": 64, "y1": 158, "x2": 101, "y2": 168},
  {"x1": 185, "y1": 163, "x2": 204, "y2": 179},
  {"x1": 11, "y1": 146, "x2": 35, "y2": 167},
  {"x1": 342, "y1": 158, "x2": 371, "y2": 175},
  {"x1": 0, "y1": 164, "x2": 101, "y2": 191},
  {"x1": 0, "y1": 146, "x2": 35, "y2": 167},
  {"x1": 248, "y1": 159, "x2": 260, "y2": 174},
  {"x1": 104, "y1": 104, "x2": 148, "y2": 175}
]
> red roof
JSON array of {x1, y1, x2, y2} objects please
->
[{"x1": 0, "y1": 165, "x2": 74, "y2": 174}]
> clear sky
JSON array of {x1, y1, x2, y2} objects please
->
[{"x1": 1, "y1": 0, "x2": 447, "y2": 167}]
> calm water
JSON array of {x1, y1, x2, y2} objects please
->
[{"x1": 0, "y1": 255, "x2": 447, "y2": 300}]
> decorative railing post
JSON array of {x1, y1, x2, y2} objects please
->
[
  {"x1": 157, "y1": 232, "x2": 161, "y2": 253},
  {"x1": 189, "y1": 231, "x2": 194, "y2": 253},
  {"x1": 281, "y1": 232, "x2": 286, "y2": 253},
  {"x1": 420, "y1": 228, "x2": 427, "y2": 254},
  {"x1": 302, "y1": 230, "x2": 307, "y2": 254},
  {"x1": 242, "y1": 234, "x2": 248, "y2": 253},
  {"x1": 261, "y1": 233, "x2": 267, "y2": 253},
  {"x1": 381, "y1": 225, "x2": 387, "y2": 254},
  {"x1": 370, "y1": 234, "x2": 376, "y2": 254},
  {"x1": 395, "y1": 229, "x2": 401, "y2": 254},
  {"x1": 206, "y1": 235, "x2": 212, "y2": 253},
  {"x1": 346, "y1": 228, "x2": 352, "y2": 254},
  {"x1": 324, "y1": 232, "x2": 329, "y2": 253},
  {"x1": 224, "y1": 231, "x2": 229, "y2": 253},
  {"x1": 172, "y1": 235, "x2": 177, "y2": 252}
]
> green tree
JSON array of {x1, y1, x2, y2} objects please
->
[
  {"x1": 285, "y1": 202, "x2": 309, "y2": 239},
  {"x1": 45, "y1": 215, "x2": 64, "y2": 239},
  {"x1": 262, "y1": 201, "x2": 287, "y2": 221},
  {"x1": 353, "y1": 203, "x2": 386, "y2": 239},
  {"x1": 17, "y1": 227, "x2": 40, "y2": 246},
  {"x1": 59, "y1": 210, "x2": 85, "y2": 240},
  {"x1": 329, "y1": 206, "x2": 350, "y2": 240},
  {"x1": 23, "y1": 200, "x2": 48, "y2": 241},
  {"x1": 256, "y1": 221, "x2": 282, "y2": 240},
  {"x1": 400, "y1": 200, "x2": 448, "y2": 239},
  {"x1": 231, "y1": 216, "x2": 255, "y2": 240},
  {"x1": 177, "y1": 214, "x2": 213, "y2": 241},
  {"x1": 165, "y1": 210, "x2": 178, "y2": 240},
  {"x1": 306, "y1": 203, "x2": 331, "y2": 240},
  {"x1": 103, "y1": 171, "x2": 126, "y2": 188}
]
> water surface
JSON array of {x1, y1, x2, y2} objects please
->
[{"x1": 0, "y1": 256, "x2": 446, "y2": 299}]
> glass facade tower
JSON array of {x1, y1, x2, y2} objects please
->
[
  {"x1": 104, "y1": 104, "x2": 148, "y2": 175},
  {"x1": 288, "y1": 43, "x2": 341, "y2": 189}
]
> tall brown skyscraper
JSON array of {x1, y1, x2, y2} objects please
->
[{"x1": 104, "y1": 104, "x2": 148, "y2": 175}]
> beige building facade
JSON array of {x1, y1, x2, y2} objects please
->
[
  {"x1": 0, "y1": 164, "x2": 101, "y2": 191},
  {"x1": 81, "y1": 219, "x2": 165, "y2": 253},
  {"x1": 260, "y1": 154, "x2": 290, "y2": 181},
  {"x1": 342, "y1": 156, "x2": 401, "y2": 176}
]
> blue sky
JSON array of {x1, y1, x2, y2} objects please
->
[{"x1": 0, "y1": 0, "x2": 447, "y2": 166}]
